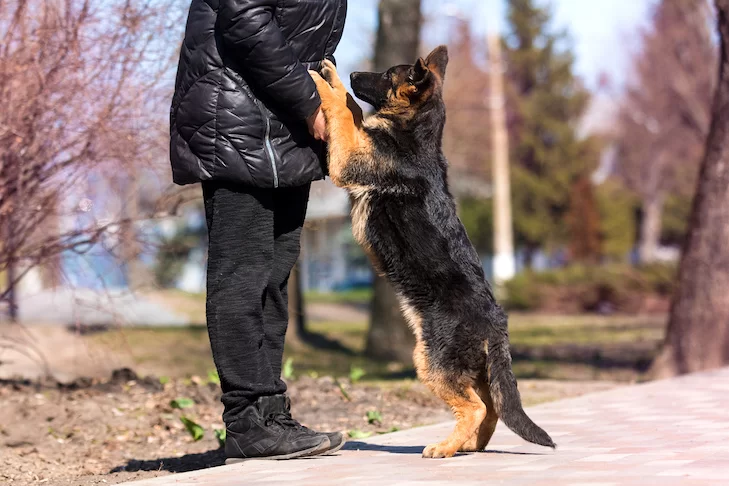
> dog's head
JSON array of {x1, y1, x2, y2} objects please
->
[{"x1": 350, "y1": 45, "x2": 449, "y2": 113}]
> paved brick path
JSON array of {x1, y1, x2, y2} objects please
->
[{"x1": 122, "y1": 367, "x2": 729, "y2": 485}]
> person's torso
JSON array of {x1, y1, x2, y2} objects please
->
[
  {"x1": 170, "y1": 0, "x2": 347, "y2": 188},
  {"x1": 273, "y1": 0, "x2": 345, "y2": 65}
]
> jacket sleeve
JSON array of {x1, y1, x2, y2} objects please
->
[{"x1": 219, "y1": 0, "x2": 321, "y2": 121}]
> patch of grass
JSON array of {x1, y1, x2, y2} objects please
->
[
  {"x1": 144, "y1": 290, "x2": 206, "y2": 323},
  {"x1": 349, "y1": 365, "x2": 366, "y2": 383},
  {"x1": 207, "y1": 370, "x2": 220, "y2": 385},
  {"x1": 366, "y1": 410, "x2": 382, "y2": 425},
  {"x1": 87, "y1": 313, "x2": 665, "y2": 384},
  {"x1": 214, "y1": 428, "x2": 226, "y2": 448},
  {"x1": 305, "y1": 320, "x2": 368, "y2": 352},
  {"x1": 89, "y1": 325, "x2": 214, "y2": 378},
  {"x1": 179, "y1": 416, "x2": 205, "y2": 442},
  {"x1": 512, "y1": 360, "x2": 642, "y2": 383},
  {"x1": 170, "y1": 397, "x2": 195, "y2": 409},
  {"x1": 283, "y1": 357, "x2": 295, "y2": 380},
  {"x1": 509, "y1": 314, "x2": 666, "y2": 347},
  {"x1": 348, "y1": 429, "x2": 372, "y2": 439},
  {"x1": 304, "y1": 289, "x2": 372, "y2": 305}
]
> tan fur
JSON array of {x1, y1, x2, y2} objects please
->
[
  {"x1": 348, "y1": 184, "x2": 372, "y2": 246},
  {"x1": 362, "y1": 115, "x2": 394, "y2": 131},
  {"x1": 460, "y1": 376, "x2": 499, "y2": 452},
  {"x1": 347, "y1": 184, "x2": 385, "y2": 273},
  {"x1": 413, "y1": 341, "x2": 486, "y2": 458},
  {"x1": 310, "y1": 61, "x2": 393, "y2": 271},
  {"x1": 399, "y1": 298, "x2": 423, "y2": 340},
  {"x1": 310, "y1": 62, "x2": 367, "y2": 186}
]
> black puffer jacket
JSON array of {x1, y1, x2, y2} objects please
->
[{"x1": 170, "y1": 0, "x2": 347, "y2": 188}]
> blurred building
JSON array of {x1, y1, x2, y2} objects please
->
[{"x1": 300, "y1": 180, "x2": 371, "y2": 292}]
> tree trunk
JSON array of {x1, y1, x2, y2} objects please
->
[
  {"x1": 2, "y1": 208, "x2": 18, "y2": 323},
  {"x1": 286, "y1": 262, "x2": 306, "y2": 348},
  {"x1": 364, "y1": 0, "x2": 421, "y2": 362},
  {"x1": 40, "y1": 203, "x2": 63, "y2": 289},
  {"x1": 372, "y1": 0, "x2": 422, "y2": 70},
  {"x1": 366, "y1": 275, "x2": 415, "y2": 362},
  {"x1": 651, "y1": 0, "x2": 729, "y2": 378},
  {"x1": 6, "y1": 256, "x2": 18, "y2": 323},
  {"x1": 121, "y1": 176, "x2": 153, "y2": 291},
  {"x1": 638, "y1": 193, "x2": 664, "y2": 264}
]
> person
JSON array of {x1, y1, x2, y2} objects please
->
[{"x1": 169, "y1": 0, "x2": 347, "y2": 462}]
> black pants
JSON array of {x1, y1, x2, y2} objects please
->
[{"x1": 202, "y1": 180, "x2": 310, "y2": 424}]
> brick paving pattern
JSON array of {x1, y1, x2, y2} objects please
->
[{"x1": 122, "y1": 367, "x2": 729, "y2": 485}]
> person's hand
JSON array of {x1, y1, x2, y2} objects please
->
[{"x1": 307, "y1": 106, "x2": 328, "y2": 142}]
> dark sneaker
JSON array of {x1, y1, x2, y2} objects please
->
[
  {"x1": 265, "y1": 395, "x2": 346, "y2": 455},
  {"x1": 224, "y1": 398, "x2": 329, "y2": 464},
  {"x1": 320, "y1": 431, "x2": 346, "y2": 455}
]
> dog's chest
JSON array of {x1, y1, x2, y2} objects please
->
[{"x1": 347, "y1": 185, "x2": 372, "y2": 247}]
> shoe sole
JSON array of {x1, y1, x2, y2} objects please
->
[
  {"x1": 322, "y1": 438, "x2": 346, "y2": 456},
  {"x1": 303, "y1": 434, "x2": 346, "y2": 457},
  {"x1": 225, "y1": 442, "x2": 326, "y2": 464}
]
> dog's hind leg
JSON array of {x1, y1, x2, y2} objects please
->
[
  {"x1": 414, "y1": 342, "x2": 486, "y2": 458},
  {"x1": 459, "y1": 374, "x2": 499, "y2": 452}
]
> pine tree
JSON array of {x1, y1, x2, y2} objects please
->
[
  {"x1": 567, "y1": 175, "x2": 601, "y2": 262},
  {"x1": 502, "y1": 0, "x2": 594, "y2": 264}
]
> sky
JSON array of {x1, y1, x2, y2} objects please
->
[{"x1": 336, "y1": 0, "x2": 657, "y2": 92}]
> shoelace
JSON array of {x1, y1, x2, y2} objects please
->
[
  {"x1": 281, "y1": 407, "x2": 311, "y2": 431},
  {"x1": 264, "y1": 411, "x2": 299, "y2": 429}
]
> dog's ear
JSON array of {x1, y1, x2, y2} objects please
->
[
  {"x1": 424, "y1": 45, "x2": 449, "y2": 80},
  {"x1": 412, "y1": 57, "x2": 431, "y2": 87}
]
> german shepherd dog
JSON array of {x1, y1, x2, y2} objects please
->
[{"x1": 309, "y1": 46, "x2": 555, "y2": 458}]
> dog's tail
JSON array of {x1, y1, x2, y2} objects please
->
[{"x1": 486, "y1": 309, "x2": 556, "y2": 449}]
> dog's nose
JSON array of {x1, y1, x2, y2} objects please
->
[{"x1": 350, "y1": 72, "x2": 361, "y2": 83}]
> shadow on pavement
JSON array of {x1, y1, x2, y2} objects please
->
[
  {"x1": 343, "y1": 441, "x2": 424, "y2": 454},
  {"x1": 111, "y1": 449, "x2": 226, "y2": 474},
  {"x1": 344, "y1": 442, "x2": 545, "y2": 456},
  {"x1": 111, "y1": 443, "x2": 546, "y2": 474}
]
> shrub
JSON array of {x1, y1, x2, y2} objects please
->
[
  {"x1": 503, "y1": 273, "x2": 543, "y2": 311},
  {"x1": 637, "y1": 263, "x2": 677, "y2": 296},
  {"x1": 502, "y1": 263, "x2": 677, "y2": 313}
]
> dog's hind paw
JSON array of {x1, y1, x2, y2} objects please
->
[
  {"x1": 422, "y1": 443, "x2": 457, "y2": 459},
  {"x1": 458, "y1": 445, "x2": 483, "y2": 453}
]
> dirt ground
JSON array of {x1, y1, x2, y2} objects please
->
[
  {"x1": 0, "y1": 369, "x2": 617, "y2": 486},
  {"x1": 0, "y1": 302, "x2": 648, "y2": 485}
]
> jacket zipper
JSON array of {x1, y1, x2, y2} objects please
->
[{"x1": 264, "y1": 116, "x2": 279, "y2": 188}]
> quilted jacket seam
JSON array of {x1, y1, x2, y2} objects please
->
[
  {"x1": 212, "y1": 74, "x2": 221, "y2": 178},
  {"x1": 171, "y1": 67, "x2": 222, "y2": 118}
]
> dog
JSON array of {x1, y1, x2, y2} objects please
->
[{"x1": 309, "y1": 45, "x2": 555, "y2": 458}]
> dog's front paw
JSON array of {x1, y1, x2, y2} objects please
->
[
  {"x1": 422, "y1": 443, "x2": 457, "y2": 459},
  {"x1": 321, "y1": 60, "x2": 340, "y2": 85},
  {"x1": 309, "y1": 70, "x2": 332, "y2": 93},
  {"x1": 321, "y1": 60, "x2": 348, "y2": 101}
]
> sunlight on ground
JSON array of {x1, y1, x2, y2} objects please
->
[{"x1": 86, "y1": 309, "x2": 665, "y2": 384}]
